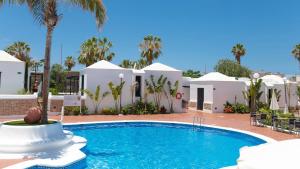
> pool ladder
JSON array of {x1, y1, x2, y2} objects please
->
[{"x1": 193, "y1": 116, "x2": 204, "y2": 130}]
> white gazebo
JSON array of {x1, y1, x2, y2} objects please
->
[
  {"x1": 142, "y1": 63, "x2": 183, "y2": 113},
  {"x1": 0, "y1": 50, "x2": 25, "y2": 94},
  {"x1": 189, "y1": 72, "x2": 247, "y2": 113}
]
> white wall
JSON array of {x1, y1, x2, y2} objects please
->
[
  {"x1": 83, "y1": 68, "x2": 134, "y2": 113},
  {"x1": 143, "y1": 70, "x2": 183, "y2": 113},
  {"x1": 190, "y1": 81, "x2": 247, "y2": 113},
  {"x1": 0, "y1": 61, "x2": 24, "y2": 94}
]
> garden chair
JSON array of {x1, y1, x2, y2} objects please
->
[
  {"x1": 256, "y1": 113, "x2": 267, "y2": 126},
  {"x1": 250, "y1": 112, "x2": 257, "y2": 126}
]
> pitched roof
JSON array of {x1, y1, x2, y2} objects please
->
[
  {"x1": 192, "y1": 72, "x2": 236, "y2": 81},
  {"x1": 142, "y1": 63, "x2": 180, "y2": 72},
  {"x1": 86, "y1": 60, "x2": 124, "y2": 70},
  {"x1": 261, "y1": 75, "x2": 284, "y2": 85},
  {"x1": 0, "y1": 50, "x2": 23, "y2": 62}
]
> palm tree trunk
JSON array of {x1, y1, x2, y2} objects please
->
[
  {"x1": 41, "y1": 26, "x2": 54, "y2": 124},
  {"x1": 236, "y1": 56, "x2": 241, "y2": 64}
]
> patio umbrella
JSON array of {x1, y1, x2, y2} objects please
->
[
  {"x1": 269, "y1": 89, "x2": 279, "y2": 111},
  {"x1": 237, "y1": 139, "x2": 300, "y2": 169}
]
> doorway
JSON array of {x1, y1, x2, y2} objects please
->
[{"x1": 197, "y1": 88, "x2": 204, "y2": 110}]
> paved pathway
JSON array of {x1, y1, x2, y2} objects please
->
[{"x1": 0, "y1": 111, "x2": 299, "y2": 168}]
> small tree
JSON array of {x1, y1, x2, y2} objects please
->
[
  {"x1": 108, "y1": 81, "x2": 125, "y2": 113},
  {"x1": 166, "y1": 80, "x2": 179, "y2": 113},
  {"x1": 214, "y1": 59, "x2": 252, "y2": 77},
  {"x1": 84, "y1": 85, "x2": 110, "y2": 114},
  {"x1": 145, "y1": 75, "x2": 167, "y2": 111},
  {"x1": 243, "y1": 79, "x2": 263, "y2": 112},
  {"x1": 183, "y1": 70, "x2": 201, "y2": 78}
]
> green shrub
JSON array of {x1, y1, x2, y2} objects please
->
[
  {"x1": 49, "y1": 88, "x2": 59, "y2": 95},
  {"x1": 121, "y1": 101, "x2": 158, "y2": 115},
  {"x1": 64, "y1": 106, "x2": 88, "y2": 116},
  {"x1": 232, "y1": 103, "x2": 249, "y2": 114},
  {"x1": 101, "y1": 108, "x2": 118, "y2": 115}
]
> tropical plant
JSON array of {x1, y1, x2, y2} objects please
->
[
  {"x1": 64, "y1": 56, "x2": 76, "y2": 71},
  {"x1": 135, "y1": 59, "x2": 148, "y2": 69},
  {"x1": 120, "y1": 59, "x2": 135, "y2": 68},
  {"x1": 50, "y1": 64, "x2": 66, "y2": 92},
  {"x1": 165, "y1": 80, "x2": 179, "y2": 113},
  {"x1": 139, "y1": 35, "x2": 162, "y2": 65},
  {"x1": 243, "y1": 79, "x2": 263, "y2": 112},
  {"x1": 292, "y1": 44, "x2": 300, "y2": 71},
  {"x1": 214, "y1": 59, "x2": 252, "y2": 77},
  {"x1": 78, "y1": 37, "x2": 114, "y2": 66},
  {"x1": 83, "y1": 85, "x2": 109, "y2": 114},
  {"x1": 5, "y1": 41, "x2": 31, "y2": 90},
  {"x1": 2, "y1": 0, "x2": 106, "y2": 124},
  {"x1": 297, "y1": 86, "x2": 300, "y2": 101},
  {"x1": 183, "y1": 69, "x2": 202, "y2": 78},
  {"x1": 108, "y1": 81, "x2": 125, "y2": 113},
  {"x1": 231, "y1": 43, "x2": 246, "y2": 64},
  {"x1": 78, "y1": 37, "x2": 99, "y2": 67},
  {"x1": 145, "y1": 75, "x2": 167, "y2": 111},
  {"x1": 98, "y1": 37, "x2": 115, "y2": 61}
]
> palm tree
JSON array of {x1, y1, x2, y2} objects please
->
[
  {"x1": 98, "y1": 37, "x2": 115, "y2": 61},
  {"x1": 78, "y1": 37, "x2": 99, "y2": 67},
  {"x1": 78, "y1": 37, "x2": 114, "y2": 66},
  {"x1": 83, "y1": 85, "x2": 109, "y2": 114},
  {"x1": 2, "y1": 0, "x2": 106, "y2": 124},
  {"x1": 64, "y1": 56, "x2": 75, "y2": 71},
  {"x1": 231, "y1": 43, "x2": 246, "y2": 64},
  {"x1": 292, "y1": 44, "x2": 300, "y2": 72},
  {"x1": 5, "y1": 42, "x2": 31, "y2": 90},
  {"x1": 139, "y1": 35, "x2": 162, "y2": 65},
  {"x1": 120, "y1": 59, "x2": 134, "y2": 68}
]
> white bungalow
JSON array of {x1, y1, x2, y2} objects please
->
[
  {"x1": 0, "y1": 50, "x2": 25, "y2": 94},
  {"x1": 142, "y1": 63, "x2": 183, "y2": 113},
  {"x1": 81, "y1": 60, "x2": 135, "y2": 112},
  {"x1": 189, "y1": 72, "x2": 247, "y2": 113}
]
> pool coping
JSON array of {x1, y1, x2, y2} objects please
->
[{"x1": 4, "y1": 120, "x2": 276, "y2": 169}]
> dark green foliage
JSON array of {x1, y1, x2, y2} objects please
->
[
  {"x1": 243, "y1": 79, "x2": 263, "y2": 112},
  {"x1": 223, "y1": 101, "x2": 249, "y2": 114},
  {"x1": 101, "y1": 108, "x2": 118, "y2": 115},
  {"x1": 49, "y1": 88, "x2": 59, "y2": 95},
  {"x1": 64, "y1": 106, "x2": 88, "y2": 116},
  {"x1": 182, "y1": 69, "x2": 202, "y2": 78},
  {"x1": 214, "y1": 59, "x2": 252, "y2": 77},
  {"x1": 50, "y1": 64, "x2": 66, "y2": 92},
  {"x1": 121, "y1": 101, "x2": 156, "y2": 115}
]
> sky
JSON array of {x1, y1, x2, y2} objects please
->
[{"x1": 0, "y1": 0, "x2": 300, "y2": 75}]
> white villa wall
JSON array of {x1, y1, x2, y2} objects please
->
[
  {"x1": 143, "y1": 70, "x2": 183, "y2": 113},
  {"x1": 83, "y1": 68, "x2": 134, "y2": 113},
  {"x1": 0, "y1": 61, "x2": 24, "y2": 94},
  {"x1": 190, "y1": 81, "x2": 247, "y2": 113}
]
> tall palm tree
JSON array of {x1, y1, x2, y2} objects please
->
[
  {"x1": 2, "y1": 0, "x2": 106, "y2": 124},
  {"x1": 78, "y1": 37, "x2": 115, "y2": 66},
  {"x1": 5, "y1": 41, "x2": 31, "y2": 90},
  {"x1": 98, "y1": 37, "x2": 115, "y2": 61},
  {"x1": 292, "y1": 44, "x2": 300, "y2": 72},
  {"x1": 119, "y1": 59, "x2": 134, "y2": 68},
  {"x1": 64, "y1": 56, "x2": 75, "y2": 71},
  {"x1": 139, "y1": 35, "x2": 162, "y2": 65},
  {"x1": 78, "y1": 37, "x2": 99, "y2": 67},
  {"x1": 231, "y1": 43, "x2": 246, "y2": 64}
]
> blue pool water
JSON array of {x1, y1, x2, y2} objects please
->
[{"x1": 64, "y1": 122, "x2": 266, "y2": 169}]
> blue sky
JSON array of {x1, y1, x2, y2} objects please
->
[{"x1": 0, "y1": 0, "x2": 300, "y2": 74}]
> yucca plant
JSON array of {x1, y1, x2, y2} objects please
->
[
  {"x1": 145, "y1": 75, "x2": 167, "y2": 111},
  {"x1": 108, "y1": 81, "x2": 125, "y2": 113},
  {"x1": 83, "y1": 85, "x2": 109, "y2": 114},
  {"x1": 166, "y1": 80, "x2": 179, "y2": 113},
  {"x1": 243, "y1": 79, "x2": 263, "y2": 112}
]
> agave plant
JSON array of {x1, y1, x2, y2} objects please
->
[
  {"x1": 145, "y1": 75, "x2": 167, "y2": 111},
  {"x1": 83, "y1": 85, "x2": 109, "y2": 114},
  {"x1": 165, "y1": 80, "x2": 179, "y2": 113},
  {"x1": 243, "y1": 79, "x2": 263, "y2": 112},
  {"x1": 108, "y1": 81, "x2": 125, "y2": 113}
]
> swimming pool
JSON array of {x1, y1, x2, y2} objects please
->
[{"x1": 62, "y1": 121, "x2": 267, "y2": 169}]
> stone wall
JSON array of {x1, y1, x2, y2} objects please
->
[{"x1": 0, "y1": 99, "x2": 38, "y2": 116}]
